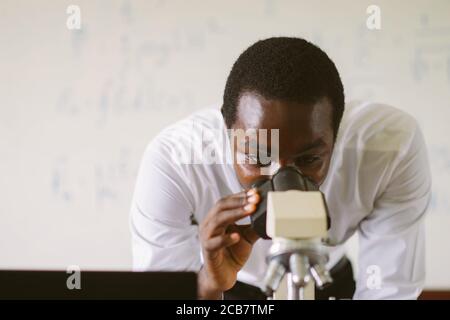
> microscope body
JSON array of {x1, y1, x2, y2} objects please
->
[{"x1": 250, "y1": 167, "x2": 333, "y2": 300}]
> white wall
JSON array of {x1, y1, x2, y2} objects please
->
[{"x1": 0, "y1": 0, "x2": 449, "y2": 288}]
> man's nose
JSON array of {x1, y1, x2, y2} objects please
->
[
  {"x1": 267, "y1": 159, "x2": 299, "y2": 177},
  {"x1": 277, "y1": 158, "x2": 296, "y2": 168}
]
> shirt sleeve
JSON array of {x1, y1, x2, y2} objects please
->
[
  {"x1": 129, "y1": 139, "x2": 202, "y2": 272},
  {"x1": 354, "y1": 121, "x2": 432, "y2": 300}
]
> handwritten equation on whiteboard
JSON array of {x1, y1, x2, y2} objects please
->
[
  {"x1": 429, "y1": 146, "x2": 450, "y2": 214},
  {"x1": 412, "y1": 13, "x2": 450, "y2": 83},
  {"x1": 51, "y1": 147, "x2": 139, "y2": 210}
]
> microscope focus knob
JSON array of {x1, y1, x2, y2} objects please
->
[
  {"x1": 309, "y1": 263, "x2": 333, "y2": 288},
  {"x1": 261, "y1": 259, "x2": 286, "y2": 296}
]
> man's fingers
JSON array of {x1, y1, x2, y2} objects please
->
[
  {"x1": 215, "y1": 190, "x2": 260, "y2": 226},
  {"x1": 207, "y1": 202, "x2": 259, "y2": 237},
  {"x1": 203, "y1": 233, "x2": 240, "y2": 252},
  {"x1": 214, "y1": 191, "x2": 247, "y2": 212},
  {"x1": 213, "y1": 189, "x2": 260, "y2": 212},
  {"x1": 201, "y1": 191, "x2": 246, "y2": 226},
  {"x1": 204, "y1": 189, "x2": 259, "y2": 226},
  {"x1": 201, "y1": 189, "x2": 260, "y2": 240}
]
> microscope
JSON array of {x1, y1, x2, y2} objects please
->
[{"x1": 250, "y1": 166, "x2": 333, "y2": 300}]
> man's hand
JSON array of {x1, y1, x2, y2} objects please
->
[{"x1": 198, "y1": 189, "x2": 260, "y2": 299}]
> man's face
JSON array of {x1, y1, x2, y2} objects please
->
[{"x1": 230, "y1": 92, "x2": 335, "y2": 189}]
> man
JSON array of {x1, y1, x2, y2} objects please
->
[{"x1": 130, "y1": 37, "x2": 431, "y2": 299}]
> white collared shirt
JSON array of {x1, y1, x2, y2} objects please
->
[{"x1": 129, "y1": 101, "x2": 431, "y2": 299}]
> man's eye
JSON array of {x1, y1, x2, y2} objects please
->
[
  {"x1": 257, "y1": 161, "x2": 272, "y2": 168},
  {"x1": 245, "y1": 154, "x2": 271, "y2": 167},
  {"x1": 297, "y1": 156, "x2": 322, "y2": 166}
]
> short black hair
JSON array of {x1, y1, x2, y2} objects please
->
[{"x1": 221, "y1": 37, "x2": 345, "y2": 138}]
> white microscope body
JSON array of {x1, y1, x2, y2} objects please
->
[{"x1": 261, "y1": 190, "x2": 333, "y2": 300}]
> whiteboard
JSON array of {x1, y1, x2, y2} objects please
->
[{"x1": 0, "y1": 0, "x2": 449, "y2": 288}]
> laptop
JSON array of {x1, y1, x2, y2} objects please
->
[{"x1": 0, "y1": 270, "x2": 197, "y2": 299}]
